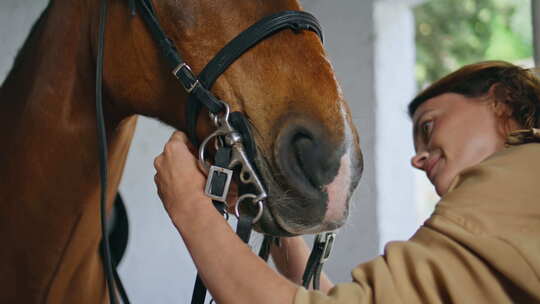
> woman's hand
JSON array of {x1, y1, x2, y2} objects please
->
[
  {"x1": 153, "y1": 131, "x2": 239, "y2": 217},
  {"x1": 153, "y1": 131, "x2": 210, "y2": 221},
  {"x1": 153, "y1": 131, "x2": 299, "y2": 304}
]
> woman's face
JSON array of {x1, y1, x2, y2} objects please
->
[{"x1": 411, "y1": 92, "x2": 518, "y2": 196}]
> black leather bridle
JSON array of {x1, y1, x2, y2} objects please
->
[{"x1": 96, "y1": 0, "x2": 335, "y2": 303}]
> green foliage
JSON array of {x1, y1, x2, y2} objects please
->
[{"x1": 414, "y1": 0, "x2": 532, "y2": 88}]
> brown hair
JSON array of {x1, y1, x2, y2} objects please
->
[{"x1": 408, "y1": 61, "x2": 540, "y2": 129}]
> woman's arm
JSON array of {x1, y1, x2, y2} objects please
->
[
  {"x1": 154, "y1": 132, "x2": 298, "y2": 304},
  {"x1": 173, "y1": 196, "x2": 298, "y2": 304},
  {"x1": 271, "y1": 237, "x2": 335, "y2": 293}
]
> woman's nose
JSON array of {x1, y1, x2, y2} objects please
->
[{"x1": 411, "y1": 151, "x2": 429, "y2": 170}]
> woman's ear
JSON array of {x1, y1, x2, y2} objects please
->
[
  {"x1": 487, "y1": 83, "x2": 511, "y2": 117},
  {"x1": 486, "y1": 83, "x2": 521, "y2": 138}
]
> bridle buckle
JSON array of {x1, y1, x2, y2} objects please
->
[
  {"x1": 316, "y1": 232, "x2": 336, "y2": 264},
  {"x1": 204, "y1": 165, "x2": 234, "y2": 202},
  {"x1": 172, "y1": 62, "x2": 200, "y2": 93}
]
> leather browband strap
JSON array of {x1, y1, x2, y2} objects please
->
[{"x1": 198, "y1": 10, "x2": 322, "y2": 88}]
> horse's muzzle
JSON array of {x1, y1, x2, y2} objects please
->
[{"x1": 260, "y1": 114, "x2": 358, "y2": 234}]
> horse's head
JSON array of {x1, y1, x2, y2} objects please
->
[{"x1": 101, "y1": 0, "x2": 362, "y2": 235}]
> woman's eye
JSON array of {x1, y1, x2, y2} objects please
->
[{"x1": 421, "y1": 120, "x2": 433, "y2": 138}]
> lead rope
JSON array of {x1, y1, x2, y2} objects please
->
[{"x1": 96, "y1": 0, "x2": 130, "y2": 303}]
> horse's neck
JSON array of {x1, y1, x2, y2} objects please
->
[{"x1": 0, "y1": 2, "x2": 134, "y2": 206}]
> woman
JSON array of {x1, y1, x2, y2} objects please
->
[{"x1": 153, "y1": 61, "x2": 540, "y2": 303}]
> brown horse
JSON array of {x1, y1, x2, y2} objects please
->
[{"x1": 0, "y1": 0, "x2": 362, "y2": 303}]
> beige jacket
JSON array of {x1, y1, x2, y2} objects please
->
[{"x1": 295, "y1": 143, "x2": 540, "y2": 303}]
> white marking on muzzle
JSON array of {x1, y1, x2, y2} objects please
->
[{"x1": 323, "y1": 153, "x2": 351, "y2": 223}]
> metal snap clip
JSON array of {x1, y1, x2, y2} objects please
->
[{"x1": 315, "y1": 232, "x2": 336, "y2": 264}]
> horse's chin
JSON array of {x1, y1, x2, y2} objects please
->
[
  {"x1": 252, "y1": 200, "x2": 349, "y2": 237},
  {"x1": 253, "y1": 207, "x2": 296, "y2": 237}
]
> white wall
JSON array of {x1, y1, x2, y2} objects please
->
[
  {"x1": 374, "y1": 0, "x2": 423, "y2": 251},
  {"x1": 0, "y1": 0, "x2": 48, "y2": 82}
]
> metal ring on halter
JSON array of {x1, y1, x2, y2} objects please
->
[
  {"x1": 198, "y1": 101, "x2": 233, "y2": 174},
  {"x1": 234, "y1": 193, "x2": 264, "y2": 223},
  {"x1": 198, "y1": 129, "x2": 223, "y2": 174},
  {"x1": 210, "y1": 112, "x2": 220, "y2": 127},
  {"x1": 214, "y1": 136, "x2": 224, "y2": 151}
]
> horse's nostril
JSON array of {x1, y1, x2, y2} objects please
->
[
  {"x1": 292, "y1": 135, "x2": 324, "y2": 189},
  {"x1": 276, "y1": 118, "x2": 342, "y2": 197}
]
